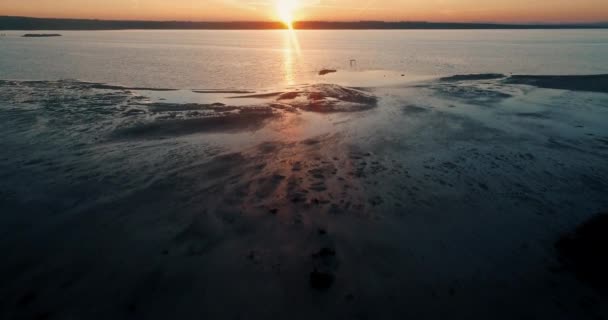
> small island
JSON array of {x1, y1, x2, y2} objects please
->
[{"x1": 22, "y1": 33, "x2": 62, "y2": 38}]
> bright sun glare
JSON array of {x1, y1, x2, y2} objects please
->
[{"x1": 276, "y1": 0, "x2": 298, "y2": 28}]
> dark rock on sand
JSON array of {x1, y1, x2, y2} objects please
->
[
  {"x1": 318, "y1": 69, "x2": 337, "y2": 76},
  {"x1": 312, "y1": 247, "x2": 336, "y2": 259},
  {"x1": 556, "y1": 212, "x2": 608, "y2": 292},
  {"x1": 310, "y1": 270, "x2": 335, "y2": 290},
  {"x1": 505, "y1": 74, "x2": 608, "y2": 93},
  {"x1": 310, "y1": 247, "x2": 338, "y2": 289}
]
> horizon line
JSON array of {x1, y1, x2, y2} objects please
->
[
  {"x1": 1, "y1": 16, "x2": 607, "y2": 30},
  {"x1": 2, "y1": 15, "x2": 608, "y2": 25}
]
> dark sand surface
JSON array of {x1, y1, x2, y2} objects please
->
[
  {"x1": 505, "y1": 74, "x2": 608, "y2": 94},
  {"x1": 1, "y1": 75, "x2": 608, "y2": 319}
]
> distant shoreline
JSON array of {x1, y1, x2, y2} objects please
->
[
  {"x1": 22, "y1": 33, "x2": 62, "y2": 37},
  {"x1": 1, "y1": 16, "x2": 607, "y2": 30}
]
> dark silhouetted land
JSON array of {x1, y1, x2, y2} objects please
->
[
  {"x1": 1, "y1": 16, "x2": 607, "y2": 30},
  {"x1": 22, "y1": 33, "x2": 62, "y2": 37}
]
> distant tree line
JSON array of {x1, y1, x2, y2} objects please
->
[{"x1": 1, "y1": 16, "x2": 606, "y2": 30}]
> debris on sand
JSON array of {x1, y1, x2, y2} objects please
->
[
  {"x1": 319, "y1": 69, "x2": 337, "y2": 76},
  {"x1": 22, "y1": 33, "x2": 62, "y2": 37},
  {"x1": 556, "y1": 212, "x2": 608, "y2": 292}
]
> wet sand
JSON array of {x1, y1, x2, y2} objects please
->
[{"x1": 1, "y1": 74, "x2": 607, "y2": 319}]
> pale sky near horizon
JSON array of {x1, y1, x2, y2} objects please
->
[{"x1": 1, "y1": 0, "x2": 608, "y2": 23}]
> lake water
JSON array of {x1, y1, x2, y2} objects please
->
[{"x1": 1, "y1": 30, "x2": 608, "y2": 89}]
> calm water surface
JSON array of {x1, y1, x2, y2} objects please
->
[{"x1": 1, "y1": 29, "x2": 608, "y2": 89}]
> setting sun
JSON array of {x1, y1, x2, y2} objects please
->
[{"x1": 276, "y1": 0, "x2": 298, "y2": 28}]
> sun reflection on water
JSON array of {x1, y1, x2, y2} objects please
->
[{"x1": 282, "y1": 28, "x2": 301, "y2": 86}]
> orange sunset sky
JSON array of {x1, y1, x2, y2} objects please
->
[{"x1": 1, "y1": 0, "x2": 608, "y2": 23}]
